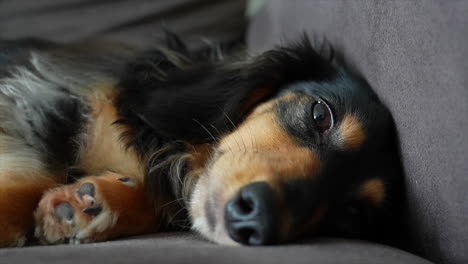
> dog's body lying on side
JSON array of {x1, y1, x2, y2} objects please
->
[{"x1": 0, "y1": 34, "x2": 404, "y2": 247}]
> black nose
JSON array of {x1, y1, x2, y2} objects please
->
[{"x1": 224, "y1": 182, "x2": 279, "y2": 245}]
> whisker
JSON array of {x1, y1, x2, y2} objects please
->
[
  {"x1": 220, "y1": 109, "x2": 243, "y2": 151},
  {"x1": 219, "y1": 122, "x2": 236, "y2": 156},
  {"x1": 209, "y1": 124, "x2": 223, "y2": 141},
  {"x1": 221, "y1": 109, "x2": 238, "y2": 130},
  {"x1": 159, "y1": 197, "x2": 186, "y2": 209},
  {"x1": 171, "y1": 219, "x2": 192, "y2": 230},
  {"x1": 238, "y1": 130, "x2": 247, "y2": 153},
  {"x1": 192, "y1": 119, "x2": 218, "y2": 143},
  {"x1": 222, "y1": 109, "x2": 251, "y2": 153},
  {"x1": 167, "y1": 206, "x2": 188, "y2": 224},
  {"x1": 246, "y1": 122, "x2": 257, "y2": 152},
  {"x1": 209, "y1": 124, "x2": 233, "y2": 155}
]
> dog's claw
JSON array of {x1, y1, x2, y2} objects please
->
[{"x1": 82, "y1": 206, "x2": 102, "y2": 216}]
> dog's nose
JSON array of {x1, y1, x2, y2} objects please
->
[{"x1": 224, "y1": 182, "x2": 279, "y2": 245}]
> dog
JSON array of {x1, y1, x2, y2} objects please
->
[{"x1": 0, "y1": 33, "x2": 405, "y2": 247}]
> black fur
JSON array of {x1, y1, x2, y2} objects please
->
[{"x1": 39, "y1": 90, "x2": 88, "y2": 168}]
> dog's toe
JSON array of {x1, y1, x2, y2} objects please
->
[
  {"x1": 54, "y1": 202, "x2": 74, "y2": 221},
  {"x1": 77, "y1": 182, "x2": 95, "y2": 198}
]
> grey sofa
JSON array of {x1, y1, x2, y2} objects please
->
[{"x1": 1, "y1": 1, "x2": 466, "y2": 263}]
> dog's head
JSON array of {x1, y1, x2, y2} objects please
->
[{"x1": 119, "y1": 34, "x2": 404, "y2": 245}]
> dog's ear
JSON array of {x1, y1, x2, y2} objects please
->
[{"x1": 117, "y1": 35, "x2": 335, "y2": 143}]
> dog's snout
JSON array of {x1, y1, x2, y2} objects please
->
[{"x1": 224, "y1": 182, "x2": 279, "y2": 245}]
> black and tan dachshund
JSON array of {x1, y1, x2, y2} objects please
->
[{"x1": 0, "y1": 33, "x2": 404, "y2": 247}]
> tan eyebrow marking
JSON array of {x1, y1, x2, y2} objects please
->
[{"x1": 339, "y1": 114, "x2": 366, "y2": 150}]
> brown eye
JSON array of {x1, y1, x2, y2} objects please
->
[{"x1": 312, "y1": 101, "x2": 333, "y2": 133}]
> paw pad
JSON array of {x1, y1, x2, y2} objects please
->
[
  {"x1": 54, "y1": 202, "x2": 74, "y2": 221},
  {"x1": 77, "y1": 182, "x2": 95, "y2": 198}
]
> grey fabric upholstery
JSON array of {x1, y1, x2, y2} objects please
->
[
  {"x1": 0, "y1": 0, "x2": 246, "y2": 48},
  {"x1": 247, "y1": 1, "x2": 468, "y2": 264},
  {"x1": 0, "y1": 233, "x2": 432, "y2": 264}
]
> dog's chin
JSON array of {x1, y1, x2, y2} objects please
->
[
  {"x1": 191, "y1": 215, "x2": 239, "y2": 245},
  {"x1": 188, "y1": 176, "x2": 240, "y2": 245}
]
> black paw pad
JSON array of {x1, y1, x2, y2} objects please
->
[
  {"x1": 77, "y1": 182, "x2": 95, "y2": 198},
  {"x1": 82, "y1": 206, "x2": 102, "y2": 216},
  {"x1": 54, "y1": 202, "x2": 74, "y2": 221}
]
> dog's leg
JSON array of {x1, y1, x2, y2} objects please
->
[
  {"x1": 34, "y1": 171, "x2": 159, "y2": 244},
  {"x1": 0, "y1": 180, "x2": 57, "y2": 247}
]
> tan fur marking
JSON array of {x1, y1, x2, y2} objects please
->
[
  {"x1": 77, "y1": 91, "x2": 144, "y2": 182},
  {"x1": 358, "y1": 178, "x2": 385, "y2": 206},
  {"x1": 83, "y1": 81, "x2": 117, "y2": 100},
  {"x1": 219, "y1": 111, "x2": 320, "y2": 195},
  {"x1": 188, "y1": 144, "x2": 212, "y2": 174},
  {"x1": 239, "y1": 86, "x2": 273, "y2": 117},
  {"x1": 81, "y1": 172, "x2": 158, "y2": 240},
  {"x1": 0, "y1": 132, "x2": 61, "y2": 247},
  {"x1": 339, "y1": 114, "x2": 366, "y2": 150},
  {"x1": 0, "y1": 179, "x2": 57, "y2": 247}
]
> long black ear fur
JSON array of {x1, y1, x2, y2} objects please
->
[{"x1": 117, "y1": 34, "x2": 336, "y2": 145}]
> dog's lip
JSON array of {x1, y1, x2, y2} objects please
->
[{"x1": 203, "y1": 185, "x2": 227, "y2": 232}]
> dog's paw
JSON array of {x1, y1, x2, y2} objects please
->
[{"x1": 34, "y1": 172, "x2": 158, "y2": 244}]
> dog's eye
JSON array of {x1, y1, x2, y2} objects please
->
[{"x1": 312, "y1": 101, "x2": 333, "y2": 133}]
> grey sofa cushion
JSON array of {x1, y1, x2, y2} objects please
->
[
  {"x1": 0, "y1": 0, "x2": 246, "y2": 48},
  {"x1": 0, "y1": 233, "x2": 432, "y2": 264},
  {"x1": 247, "y1": 1, "x2": 468, "y2": 264}
]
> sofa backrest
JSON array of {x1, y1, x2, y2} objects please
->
[{"x1": 248, "y1": 1, "x2": 468, "y2": 263}]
